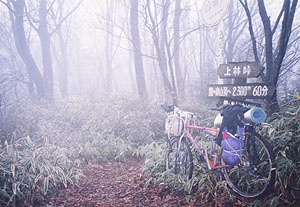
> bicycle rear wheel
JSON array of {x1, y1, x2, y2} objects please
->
[
  {"x1": 166, "y1": 136, "x2": 193, "y2": 181},
  {"x1": 222, "y1": 130, "x2": 275, "y2": 198}
]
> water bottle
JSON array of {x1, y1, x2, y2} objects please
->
[{"x1": 243, "y1": 107, "x2": 266, "y2": 124}]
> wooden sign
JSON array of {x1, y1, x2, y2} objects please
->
[
  {"x1": 218, "y1": 61, "x2": 264, "y2": 78},
  {"x1": 208, "y1": 83, "x2": 275, "y2": 99}
]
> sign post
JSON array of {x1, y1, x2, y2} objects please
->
[{"x1": 208, "y1": 62, "x2": 273, "y2": 106}]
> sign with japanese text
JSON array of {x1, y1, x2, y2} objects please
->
[
  {"x1": 218, "y1": 61, "x2": 264, "y2": 78},
  {"x1": 208, "y1": 83, "x2": 275, "y2": 99}
]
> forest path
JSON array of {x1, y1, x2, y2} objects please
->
[{"x1": 49, "y1": 158, "x2": 201, "y2": 207}]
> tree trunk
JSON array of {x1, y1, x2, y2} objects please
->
[
  {"x1": 173, "y1": 0, "x2": 184, "y2": 101},
  {"x1": 159, "y1": 0, "x2": 178, "y2": 105},
  {"x1": 8, "y1": 0, "x2": 45, "y2": 98},
  {"x1": 257, "y1": 0, "x2": 298, "y2": 113},
  {"x1": 38, "y1": 0, "x2": 54, "y2": 99},
  {"x1": 257, "y1": 0, "x2": 273, "y2": 81},
  {"x1": 130, "y1": 0, "x2": 148, "y2": 99},
  {"x1": 56, "y1": 0, "x2": 69, "y2": 97},
  {"x1": 105, "y1": 0, "x2": 114, "y2": 93},
  {"x1": 56, "y1": 26, "x2": 68, "y2": 97},
  {"x1": 227, "y1": 0, "x2": 247, "y2": 85},
  {"x1": 128, "y1": 40, "x2": 136, "y2": 95},
  {"x1": 146, "y1": 0, "x2": 177, "y2": 105}
]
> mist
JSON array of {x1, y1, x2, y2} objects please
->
[
  {"x1": 0, "y1": 0, "x2": 300, "y2": 206},
  {"x1": 0, "y1": 0, "x2": 299, "y2": 107}
]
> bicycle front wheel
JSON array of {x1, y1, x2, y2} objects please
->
[
  {"x1": 222, "y1": 130, "x2": 275, "y2": 198},
  {"x1": 166, "y1": 136, "x2": 193, "y2": 181}
]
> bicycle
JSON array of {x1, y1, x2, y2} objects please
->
[{"x1": 161, "y1": 103, "x2": 275, "y2": 198}]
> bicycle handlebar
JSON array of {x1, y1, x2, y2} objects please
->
[{"x1": 161, "y1": 103, "x2": 195, "y2": 120}]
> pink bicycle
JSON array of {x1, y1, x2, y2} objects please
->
[{"x1": 161, "y1": 103, "x2": 275, "y2": 198}]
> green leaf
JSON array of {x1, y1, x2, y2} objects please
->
[
  {"x1": 43, "y1": 176, "x2": 49, "y2": 195},
  {"x1": 34, "y1": 173, "x2": 42, "y2": 185},
  {"x1": 144, "y1": 177, "x2": 154, "y2": 188},
  {"x1": 251, "y1": 199, "x2": 261, "y2": 207},
  {"x1": 11, "y1": 164, "x2": 15, "y2": 178},
  {"x1": 0, "y1": 189, "x2": 11, "y2": 199},
  {"x1": 267, "y1": 196, "x2": 279, "y2": 207}
]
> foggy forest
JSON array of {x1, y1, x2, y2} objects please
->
[{"x1": 0, "y1": 0, "x2": 299, "y2": 206}]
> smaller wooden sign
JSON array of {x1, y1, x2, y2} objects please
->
[{"x1": 218, "y1": 61, "x2": 264, "y2": 78}]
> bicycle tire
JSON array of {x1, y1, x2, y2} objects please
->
[
  {"x1": 165, "y1": 136, "x2": 193, "y2": 180},
  {"x1": 222, "y1": 130, "x2": 275, "y2": 198}
]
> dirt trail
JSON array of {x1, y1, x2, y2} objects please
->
[
  {"x1": 50, "y1": 158, "x2": 198, "y2": 207},
  {"x1": 48, "y1": 158, "x2": 277, "y2": 207}
]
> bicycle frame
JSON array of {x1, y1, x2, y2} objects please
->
[
  {"x1": 182, "y1": 124, "x2": 235, "y2": 170},
  {"x1": 165, "y1": 105, "x2": 245, "y2": 171}
]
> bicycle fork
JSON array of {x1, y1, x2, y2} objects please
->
[
  {"x1": 174, "y1": 134, "x2": 187, "y2": 168},
  {"x1": 185, "y1": 131, "x2": 217, "y2": 170}
]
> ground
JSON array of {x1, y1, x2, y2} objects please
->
[{"x1": 49, "y1": 158, "x2": 240, "y2": 207}]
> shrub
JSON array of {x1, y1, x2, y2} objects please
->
[
  {"x1": 0, "y1": 135, "x2": 80, "y2": 207},
  {"x1": 8, "y1": 95, "x2": 165, "y2": 163},
  {"x1": 263, "y1": 98, "x2": 300, "y2": 206},
  {"x1": 0, "y1": 94, "x2": 166, "y2": 206}
]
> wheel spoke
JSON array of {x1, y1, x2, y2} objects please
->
[
  {"x1": 222, "y1": 131, "x2": 275, "y2": 198},
  {"x1": 166, "y1": 137, "x2": 193, "y2": 181}
]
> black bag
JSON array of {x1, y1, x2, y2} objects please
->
[{"x1": 216, "y1": 104, "x2": 248, "y2": 146}]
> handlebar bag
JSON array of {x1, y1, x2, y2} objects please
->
[{"x1": 165, "y1": 116, "x2": 184, "y2": 137}]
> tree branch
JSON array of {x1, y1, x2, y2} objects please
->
[
  {"x1": 272, "y1": 2, "x2": 285, "y2": 34},
  {"x1": 50, "y1": 0, "x2": 84, "y2": 36},
  {"x1": 239, "y1": 0, "x2": 260, "y2": 62},
  {"x1": 24, "y1": 3, "x2": 38, "y2": 32},
  {"x1": 0, "y1": 0, "x2": 15, "y2": 14}
]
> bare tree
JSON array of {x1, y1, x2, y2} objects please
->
[
  {"x1": 0, "y1": 18, "x2": 28, "y2": 112},
  {"x1": 240, "y1": 0, "x2": 298, "y2": 113},
  {"x1": 173, "y1": 0, "x2": 184, "y2": 101},
  {"x1": 37, "y1": 0, "x2": 53, "y2": 99},
  {"x1": 145, "y1": 0, "x2": 178, "y2": 105},
  {"x1": 49, "y1": 0, "x2": 83, "y2": 97},
  {"x1": 50, "y1": 0, "x2": 69, "y2": 97},
  {"x1": 2, "y1": 0, "x2": 83, "y2": 99},
  {"x1": 225, "y1": 0, "x2": 248, "y2": 62},
  {"x1": 130, "y1": 0, "x2": 147, "y2": 99},
  {"x1": 34, "y1": 0, "x2": 83, "y2": 98},
  {"x1": 104, "y1": 0, "x2": 114, "y2": 93},
  {"x1": 225, "y1": 0, "x2": 248, "y2": 85},
  {"x1": 5, "y1": 0, "x2": 45, "y2": 98}
]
